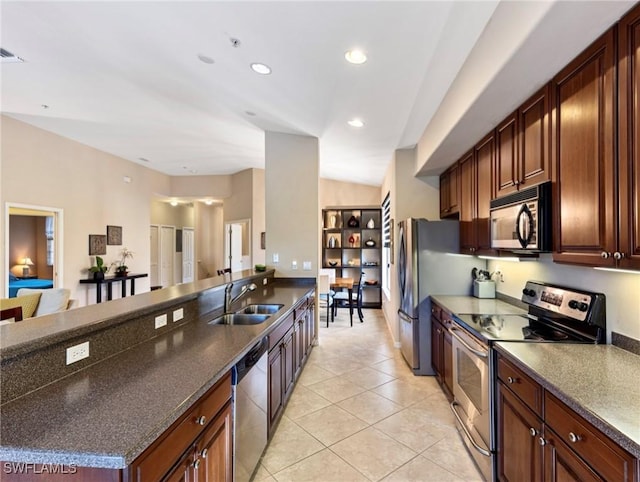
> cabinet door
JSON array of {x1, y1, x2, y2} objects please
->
[
  {"x1": 475, "y1": 132, "x2": 495, "y2": 254},
  {"x1": 430, "y1": 318, "x2": 444, "y2": 381},
  {"x1": 618, "y1": 4, "x2": 640, "y2": 270},
  {"x1": 519, "y1": 84, "x2": 551, "y2": 190},
  {"x1": 459, "y1": 151, "x2": 476, "y2": 254},
  {"x1": 543, "y1": 430, "x2": 601, "y2": 482},
  {"x1": 282, "y1": 328, "x2": 296, "y2": 403},
  {"x1": 496, "y1": 382, "x2": 543, "y2": 482},
  {"x1": 294, "y1": 316, "x2": 305, "y2": 377},
  {"x1": 268, "y1": 348, "x2": 283, "y2": 429},
  {"x1": 495, "y1": 112, "x2": 519, "y2": 198},
  {"x1": 197, "y1": 401, "x2": 233, "y2": 482},
  {"x1": 163, "y1": 451, "x2": 195, "y2": 482},
  {"x1": 552, "y1": 29, "x2": 617, "y2": 266},
  {"x1": 440, "y1": 164, "x2": 460, "y2": 218}
]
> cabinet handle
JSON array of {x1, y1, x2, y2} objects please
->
[
  {"x1": 201, "y1": 448, "x2": 208, "y2": 458},
  {"x1": 529, "y1": 428, "x2": 537, "y2": 437},
  {"x1": 507, "y1": 376, "x2": 518, "y2": 384},
  {"x1": 193, "y1": 458, "x2": 201, "y2": 469},
  {"x1": 437, "y1": 328, "x2": 443, "y2": 334},
  {"x1": 568, "y1": 432, "x2": 582, "y2": 443},
  {"x1": 514, "y1": 180, "x2": 520, "y2": 186},
  {"x1": 195, "y1": 415, "x2": 206, "y2": 426},
  {"x1": 614, "y1": 252, "x2": 626, "y2": 260},
  {"x1": 538, "y1": 437, "x2": 546, "y2": 446},
  {"x1": 601, "y1": 251, "x2": 611, "y2": 259}
]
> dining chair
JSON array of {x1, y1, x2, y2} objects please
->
[
  {"x1": 333, "y1": 271, "x2": 365, "y2": 323},
  {"x1": 1, "y1": 306, "x2": 23, "y2": 325},
  {"x1": 216, "y1": 268, "x2": 232, "y2": 276},
  {"x1": 317, "y1": 274, "x2": 334, "y2": 327}
]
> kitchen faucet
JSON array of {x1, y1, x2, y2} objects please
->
[{"x1": 224, "y1": 282, "x2": 257, "y2": 313}]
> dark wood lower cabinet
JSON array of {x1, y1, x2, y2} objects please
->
[
  {"x1": 430, "y1": 301, "x2": 453, "y2": 401},
  {"x1": 496, "y1": 351, "x2": 639, "y2": 482},
  {"x1": 497, "y1": 381, "x2": 543, "y2": 482}
]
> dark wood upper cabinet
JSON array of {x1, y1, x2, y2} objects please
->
[
  {"x1": 495, "y1": 85, "x2": 551, "y2": 200},
  {"x1": 440, "y1": 162, "x2": 460, "y2": 219},
  {"x1": 618, "y1": 4, "x2": 640, "y2": 270},
  {"x1": 475, "y1": 132, "x2": 495, "y2": 254},
  {"x1": 459, "y1": 150, "x2": 476, "y2": 253},
  {"x1": 552, "y1": 28, "x2": 617, "y2": 267}
]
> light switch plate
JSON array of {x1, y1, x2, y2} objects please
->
[
  {"x1": 292, "y1": 260, "x2": 298, "y2": 270},
  {"x1": 155, "y1": 314, "x2": 168, "y2": 329},
  {"x1": 173, "y1": 308, "x2": 184, "y2": 322},
  {"x1": 273, "y1": 253, "x2": 279, "y2": 263},
  {"x1": 303, "y1": 261, "x2": 312, "y2": 270}
]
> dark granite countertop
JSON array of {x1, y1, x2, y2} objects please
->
[
  {"x1": 0, "y1": 282, "x2": 314, "y2": 469},
  {"x1": 430, "y1": 295, "x2": 526, "y2": 316},
  {"x1": 495, "y1": 343, "x2": 640, "y2": 458}
]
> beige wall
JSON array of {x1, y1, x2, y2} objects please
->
[
  {"x1": 170, "y1": 174, "x2": 232, "y2": 199},
  {"x1": 319, "y1": 178, "x2": 380, "y2": 209},
  {"x1": 9, "y1": 216, "x2": 39, "y2": 277},
  {"x1": 265, "y1": 132, "x2": 318, "y2": 277},
  {"x1": 195, "y1": 203, "x2": 224, "y2": 278},
  {"x1": 252, "y1": 169, "x2": 266, "y2": 266},
  {"x1": 1, "y1": 115, "x2": 168, "y2": 303},
  {"x1": 150, "y1": 201, "x2": 195, "y2": 228}
]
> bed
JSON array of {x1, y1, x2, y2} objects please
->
[{"x1": 8, "y1": 274, "x2": 54, "y2": 298}]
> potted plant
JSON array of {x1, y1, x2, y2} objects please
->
[
  {"x1": 114, "y1": 247, "x2": 134, "y2": 277},
  {"x1": 89, "y1": 256, "x2": 108, "y2": 280}
]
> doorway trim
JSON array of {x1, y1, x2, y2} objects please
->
[
  {"x1": 4, "y1": 202, "x2": 64, "y2": 297},
  {"x1": 224, "y1": 218, "x2": 251, "y2": 273}
]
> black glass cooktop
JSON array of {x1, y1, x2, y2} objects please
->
[{"x1": 453, "y1": 313, "x2": 588, "y2": 343}]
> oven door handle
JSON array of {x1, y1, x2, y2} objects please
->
[
  {"x1": 450, "y1": 401, "x2": 492, "y2": 457},
  {"x1": 449, "y1": 327, "x2": 488, "y2": 358}
]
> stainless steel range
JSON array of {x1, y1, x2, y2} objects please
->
[{"x1": 448, "y1": 281, "x2": 606, "y2": 481}]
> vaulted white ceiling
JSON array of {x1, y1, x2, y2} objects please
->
[{"x1": 1, "y1": 1, "x2": 635, "y2": 187}]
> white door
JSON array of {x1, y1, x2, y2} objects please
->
[
  {"x1": 160, "y1": 225, "x2": 175, "y2": 287},
  {"x1": 150, "y1": 225, "x2": 160, "y2": 287},
  {"x1": 182, "y1": 227, "x2": 195, "y2": 283}
]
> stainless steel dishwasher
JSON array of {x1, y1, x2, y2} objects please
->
[{"x1": 233, "y1": 337, "x2": 268, "y2": 482}]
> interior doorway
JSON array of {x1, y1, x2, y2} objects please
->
[
  {"x1": 182, "y1": 227, "x2": 195, "y2": 283},
  {"x1": 150, "y1": 225, "x2": 160, "y2": 287},
  {"x1": 4, "y1": 203, "x2": 63, "y2": 297},
  {"x1": 224, "y1": 219, "x2": 251, "y2": 273},
  {"x1": 160, "y1": 225, "x2": 175, "y2": 287}
]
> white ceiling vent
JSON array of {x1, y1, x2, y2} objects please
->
[{"x1": 0, "y1": 48, "x2": 25, "y2": 63}]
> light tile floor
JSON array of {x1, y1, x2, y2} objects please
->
[{"x1": 255, "y1": 308, "x2": 484, "y2": 482}]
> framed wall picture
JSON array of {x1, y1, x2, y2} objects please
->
[
  {"x1": 89, "y1": 234, "x2": 107, "y2": 255},
  {"x1": 107, "y1": 225, "x2": 122, "y2": 245},
  {"x1": 261, "y1": 232, "x2": 266, "y2": 250}
]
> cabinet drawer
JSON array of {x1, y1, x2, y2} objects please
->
[
  {"x1": 497, "y1": 354, "x2": 542, "y2": 416},
  {"x1": 132, "y1": 371, "x2": 232, "y2": 482},
  {"x1": 544, "y1": 392, "x2": 637, "y2": 481},
  {"x1": 268, "y1": 312, "x2": 294, "y2": 350}
]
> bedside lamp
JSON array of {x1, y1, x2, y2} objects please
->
[{"x1": 21, "y1": 257, "x2": 34, "y2": 276}]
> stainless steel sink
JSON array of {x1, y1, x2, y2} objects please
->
[
  {"x1": 209, "y1": 313, "x2": 272, "y2": 325},
  {"x1": 238, "y1": 304, "x2": 284, "y2": 315}
]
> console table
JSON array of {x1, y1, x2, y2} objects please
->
[{"x1": 80, "y1": 273, "x2": 148, "y2": 303}]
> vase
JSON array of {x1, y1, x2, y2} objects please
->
[
  {"x1": 328, "y1": 236, "x2": 337, "y2": 248},
  {"x1": 348, "y1": 234, "x2": 355, "y2": 247},
  {"x1": 329, "y1": 214, "x2": 337, "y2": 228},
  {"x1": 92, "y1": 271, "x2": 104, "y2": 281},
  {"x1": 115, "y1": 270, "x2": 128, "y2": 277},
  {"x1": 365, "y1": 238, "x2": 376, "y2": 247},
  {"x1": 367, "y1": 218, "x2": 375, "y2": 229},
  {"x1": 347, "y1": 215, "x2": 359, "y2": 228}
]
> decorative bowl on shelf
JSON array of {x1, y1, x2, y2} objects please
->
[
  {"x1": 255, "y1": 264, "x2": 267, "y2": 272},
  {"x1": 328, "y1": 261, "x2": 338, "y2": 267}
]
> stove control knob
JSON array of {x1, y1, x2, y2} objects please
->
[
  {"x1": 568, "y1": 300, "x2": 579, "y2": 310},
  {"x1": 578, "y1": 302, "x2": 589, "y2": 312},
  {"x1": 522, "y1": 288, "x2": 536, "y2": 297}
]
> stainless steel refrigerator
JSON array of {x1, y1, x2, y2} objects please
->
[{"x1": 397, "y1": 218, "x2": 479, "y2": 375}]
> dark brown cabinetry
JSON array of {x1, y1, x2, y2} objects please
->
[
  {"x1": 496, "y1": 350, "x2": 638, "y2": 482},
  {"x1": 617, "y1": 4, "x2": 640, "y2": 270},
  {"x1": 430, "y1": 301, "x2": 453, "y2": 400},
  {"x1": 131, "y1": 371, "x2": 233, "y2": 482},
  {"x1": 440, "y1": 163, "x2": 460, "y2": 218},
  {"x1": 459, "y1": 133, "x2": 495, "y2": 255},
  {"x1": 552, "y1": 29, "x2": 617, "y2": 267},
  {"x1": 494, "y1": 85, "x2": 551, "y2": 200},
  {"x1": 267, "y1": 295, "x2": 314, "y2": 436}
]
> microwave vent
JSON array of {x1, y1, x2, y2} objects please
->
[{"x1": 0, "y1": 48, "x2": 25, "y2": 63}]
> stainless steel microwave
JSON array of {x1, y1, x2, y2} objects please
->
[{"x1": 489, "y1": 182, "x2": 552, "y2": 252}]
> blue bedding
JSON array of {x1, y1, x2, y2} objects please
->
[{"x1": 8, "y1": 279, "x2": 54, "y2": 298}]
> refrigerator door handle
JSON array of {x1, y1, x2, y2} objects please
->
[{"x1": 398, "y1": 310, "x2": 414, "y2": 323}]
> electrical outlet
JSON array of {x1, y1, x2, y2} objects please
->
[
  {"x1": 272, "y1": 253, "x2": 279, "y2": 263},
  {"x1": 292, "y1": 260, "x2": 298, "y2": 270},
  {"x1": 262, "y1": 278, "x2": 268, "y2": 286},
  {"x1": 303, "y1": 261, "x2": 312, "y2": 270},
  {"x1": 155, "y1": 314, "x2": 168, "y2": 329},
  {"x1": 66, "y1": 341, "x2": 90, "y2": 365},
  {"x1": 173, "y1": 308, "x2": 184, "y2": 322}
]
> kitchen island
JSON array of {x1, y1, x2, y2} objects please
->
[{"x1": 0, "y1": 270, "x2": 315, "y2": 480}]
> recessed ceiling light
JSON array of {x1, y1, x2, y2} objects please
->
[
  {"x1": 345, "y1": 49, "x2": 367, "y2": 65},
  {"x1": 170, "y1": 200, "x2": 179, "y2": 207},
  {"x1": 230, "y1": 37, "x2": 241, "y2": 48},
  {"x1": 250, "y1": 63, "x2": 271, "y2": 75},
  {"x1": 204, "y1": 199, "x2": 214, "y2": 206},
  {"x1": 348, "y1": 118, "x2": 365, "y2": 128},
  {"x1": 197, "y1": 54, "x2": 215, "y2": 64}
]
